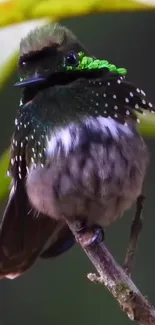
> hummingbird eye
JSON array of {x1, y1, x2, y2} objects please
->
[{"x1": 66, "y1": 51, "x2": 78, "y2": 67}]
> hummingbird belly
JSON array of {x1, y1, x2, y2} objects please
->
[{"x1": 26, "y1": 117, "x2": 149, "y2": 227}]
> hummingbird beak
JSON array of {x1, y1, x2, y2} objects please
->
[{"x1": 14, "y1": 75, "x2": 46, "y2": 87}]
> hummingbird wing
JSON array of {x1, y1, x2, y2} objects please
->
[
  {"x1": 72, "y1": 72, "x2": 155, "y2": 124},
  {"x1": 0, "y1": 180, "x2": 75, "y2": 279},
  {"x1": 49, "y1": 71, "x2": 155, "y2": 125},
  {"x1": 96, "y1": 72, "x2": 155, "y2": 123}
]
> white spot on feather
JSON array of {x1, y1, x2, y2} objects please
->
[
  {"x1": 7, "y1": 170, "x2": 10, "y2": 177},
  {"x1": 125, "y1": 98, "x2": 129, "y2": 103},
  {"x1": 142, "y1": 99, "x2": 146, "y2": 105},
  {"x1": 141, "y1": 90, "x2": 146, "y2": 96},
  {"x1": 19, "y1": 99, "x2": 23, "y2": 106}
]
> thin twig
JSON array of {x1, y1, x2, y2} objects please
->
[
  {"x1": 66, "y1": 220, "x2": 155, "y2": 325},
  {"x1": 124, "y1": 194, "x2": 145, "y2": 276}
]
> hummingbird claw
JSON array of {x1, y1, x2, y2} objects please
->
[{"x1": 75, "y1": 224, "x2": 104, "y2": 247}]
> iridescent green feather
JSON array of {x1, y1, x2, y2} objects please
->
[{"x1": 64, "y1": 51, "x2": 127, "y2": 76}]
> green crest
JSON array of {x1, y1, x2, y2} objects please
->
[{"x1": 64, "y1": 51, "x2": 127, "y2": 76}]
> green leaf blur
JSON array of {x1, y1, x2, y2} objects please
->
[{"x1": 0, "y1": 150, "x2": 11, "y2": 201}]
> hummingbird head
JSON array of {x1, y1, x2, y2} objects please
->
[{"x1": 16, "y1": 23, "x2": 91, "y2": 87}]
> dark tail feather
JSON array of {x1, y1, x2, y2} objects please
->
[
  {"x1": 41, "y1": 225, "x2": 75, "y2": 259},
  {"x1": 0, "y1": 181, "x2": 74, "y2": 279}
]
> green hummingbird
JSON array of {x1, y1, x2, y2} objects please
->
[{"x1": 0, "y1": 23, "x2": 154, "y2": 279}]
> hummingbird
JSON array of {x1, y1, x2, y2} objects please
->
[{"x1": 0, "y1": 23, "x2": 154, "y2": 279}]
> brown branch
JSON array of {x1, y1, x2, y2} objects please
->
[
  {"x1": 124, "y1": 195, "x2": 145, "y2": 276},
  {"x1": 66, "y1": 220, "x2": 155, "y2": 325}
]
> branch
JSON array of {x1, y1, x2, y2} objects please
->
[
  {"x1": 124, "y1": 195, "x2": 145, "y2": 276},
  {"x1": 66, "y1": 220, "x2": 155, "y2": 325}
]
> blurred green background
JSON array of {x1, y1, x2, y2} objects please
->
[{"x1": 1, "y1": 11, "x2": 155, "y2": 325}]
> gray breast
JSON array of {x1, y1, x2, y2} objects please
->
[{"x1": 26, "y1": 116, "x2": 149, "y2": 227}]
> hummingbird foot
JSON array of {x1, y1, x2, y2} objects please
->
[{"x1": 74, "y1": 221, "x2": 104, "y2": 247}]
